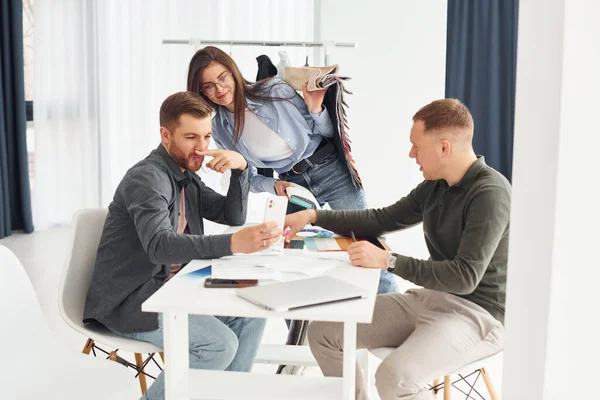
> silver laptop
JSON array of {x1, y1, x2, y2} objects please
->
[{"x1": 236, "y1": 276, "x2": 369, "y2": 312}]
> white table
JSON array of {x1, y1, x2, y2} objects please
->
[{"x1": 142, "y1": 250, "x2": 380, "y2": 400}]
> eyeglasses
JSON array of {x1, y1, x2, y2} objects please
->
[{"x1": 201, "y1": 72, "x2": 233, "y2": 96}]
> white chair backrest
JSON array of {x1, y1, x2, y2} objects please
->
[
  {"x1": 58, "y1": 208, "x2": 108, "y2": 331},
  {"x1": 0, "y1": 245, "x2": 52, "y2": 347},
  {"x1": 0, "y1": 245, "x2": 135, "y2": 400}
]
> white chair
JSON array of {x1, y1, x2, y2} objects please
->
[
  {"x1": 58, "y1": 208, "x2": 164, "y2": 395},
  {"x1": 362, "y1": 347, "x2": 501, "y2": 400},
  {"x1": 0, "y1": 245, "x2": 134, "y2": 399}
]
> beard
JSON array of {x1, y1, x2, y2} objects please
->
[{"x1": 168, "y1": 144, "x2": 203, "y2": 172}]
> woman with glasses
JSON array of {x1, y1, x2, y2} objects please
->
[
  {"x1": 186, "y1": 45, "x2": 370, "y2": 212},
  {"x1": 186, "y1": 46, "x2": 399, "y2": 344}
]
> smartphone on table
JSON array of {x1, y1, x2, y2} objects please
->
[{"x1": 204, "y1": 278, "x2": 259, "y2": 288}]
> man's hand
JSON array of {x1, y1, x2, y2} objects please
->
[
  {"x1": 284, "y1": 210, "x2": 316, "y2": 243},
  {"x1": 347, "y1": 241, "x2": 389, "y2": 269},
  {"x1": 198, "y1": 149, "x2": 247, "y2": 173},
  {"x1": 302, "y1": 82, "x2": 327, "y2": 114},
  {"x1": 230, "y1": 222, "x2": 282, "y2": 254},
  {"x1": 274, "y1": 180, "x2": 295, "y2": 196}
]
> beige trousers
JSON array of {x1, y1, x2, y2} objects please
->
[{"x1": 307, "y1": 289, "x2": 504, "y2": 400}]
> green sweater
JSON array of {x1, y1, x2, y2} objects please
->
[{"x1": 316, "y1": 157, "x2": 511, "y2": 324}]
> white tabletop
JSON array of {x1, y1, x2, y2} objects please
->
[{"x1": 142, "y1": 250, "x2": 380, "y2": 324}]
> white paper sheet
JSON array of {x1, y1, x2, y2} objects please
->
[{"x1": 211, "y1": 254, "x2": 344, "y2": 281}]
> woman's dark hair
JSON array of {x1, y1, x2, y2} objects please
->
[{"x1": 186, "y1": 46, "x2": 288, "y2": 144}]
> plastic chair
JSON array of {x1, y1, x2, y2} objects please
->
[
  {"x1": 0, "y1": 244, "x2": 134, "y2": 399},
  {"x1": 58, "y1": 208, "x2": 164, "y2": 395},
  {"x1": 362, "y1": 347, "x2": 501, "y2": 399}
]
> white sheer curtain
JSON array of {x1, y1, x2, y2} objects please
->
[
  {"x1": 34, "y1": 0, "x2": 315, "y2": 229},
  {"x1": 33, "y1": 0, "x2": 100, "y2": 230}
]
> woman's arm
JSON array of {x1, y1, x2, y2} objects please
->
[{"x1": 270, "y1": 78, "x2": 334, "y2": 138}]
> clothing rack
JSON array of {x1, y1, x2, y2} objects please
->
[{"x1": 162, "y1": 39, "x2": 357, "y2": 65}]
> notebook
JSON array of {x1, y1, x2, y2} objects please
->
[{"x1": 235, "y1": 276, "x2": 369, "y2": 312}]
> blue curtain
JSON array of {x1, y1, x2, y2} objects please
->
[
  {"x1": 0, "y1": 0, "x2": 34, "y2": 238},
  {"x1": 445, "y1": 0, "x2": 519, "y2": 181}
]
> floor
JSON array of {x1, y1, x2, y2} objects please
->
[{"x1": 1, "y1": 195, "x2": 504, "y2": 399}]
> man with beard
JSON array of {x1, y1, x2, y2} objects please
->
[{"x1": 83, "y1": 91, "x2": 281, "y2": 400}]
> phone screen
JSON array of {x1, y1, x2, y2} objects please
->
[{"x1": 204, "y1": 278, "x2": 258, "y2": 288}]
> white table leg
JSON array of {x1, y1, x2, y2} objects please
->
[
  {"x1": 343, "y1": 321, "x2": 357, "y2": 400},
  {"x1": 163, "y1": 312, "x2": 189, "y2": 400}
]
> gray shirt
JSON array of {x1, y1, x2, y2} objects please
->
[
  {"x1": 83, "y1": 145, "x2": 249, "y2": 333},
  {"x1": 316, "y1": 157, "x2": 511, "y2": 324}
]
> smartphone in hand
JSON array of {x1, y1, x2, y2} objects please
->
[
  {"x1": 261, "y1": 195, "x2": 288, "y2": 255},
  {"x1": 263, "y1": 195, "x2": 288, "y2": 229},
  {"x1": 262, "y1": 195, "x2": 288, "y2": 254},
  {"x1": 204, "y1": 278, "x2": 259, "y2": 288}
]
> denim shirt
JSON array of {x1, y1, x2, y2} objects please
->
[{"x1": 212, "y1": 77, "x2": 334, "y2": 194}]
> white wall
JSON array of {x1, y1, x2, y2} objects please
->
[
  {"x1": 319, "y1": 0, "x2": 447, "y2": 259},
  {"x1": 503, "y1": 0, "x2": 600, "y2": 398},
  {"x1": 100, "y1": 0, "x2": 316, "y2": 208}
]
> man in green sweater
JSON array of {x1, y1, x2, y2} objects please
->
[{"x1": 284, "y1": 98, "x2": 511, "y2": 400}]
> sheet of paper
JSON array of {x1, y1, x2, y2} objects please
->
[
  {"x1": 211, "y1": 259, "x2": 283, "y2": 281},
  {"x1": 211, "y1": 254, "x2": 342, "y2": 280}
]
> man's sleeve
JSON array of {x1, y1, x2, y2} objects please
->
[
  {"x1": 315, "y1": 184, "x2": 425, "y2": 237},
  {"x1": 390, "y1": 184, "x2": 511, "y2": 295},
  {"x1": 124, "y1": 169, "x2": 233, "y2": 265},
  {"x1": 200, "y1": 167, "x2": 250, "y2": 226}
]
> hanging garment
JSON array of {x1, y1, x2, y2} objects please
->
[
  {"x1": 256, "y1": 55, "x2": 278, "y2": 81},
  {"x1": 276, "y1": 50, "x2": 291, "y2": 78},
  {"x1": 284, "y1": 65, "x2": 363, "y2": 188},
  {"x1": 254, "y1": 55, "x2": 279, "y2": 178}
]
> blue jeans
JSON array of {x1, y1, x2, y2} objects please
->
[
  {"x1": 280, "y1": 152, "x2": 366, "y2": 211},
  {"x1": 108, "y1": 314, "x2": 266, "y2": 400}
]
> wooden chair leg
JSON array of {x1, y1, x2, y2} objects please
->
[
  {"x1": 480, "y1": 368, "x2": 499, "y2": 400},
  {"x1": 159, "y1": 352, "x2": 164, "y2": 362},
  {"x1": 81, "y1": 338, "x2": 94, "y2": 355},
  {"x1": 443, "y1": 375, "x2": 452, "y2": 400},
  {"x1": 431, "y1": 378, "x2": 441, "y2": 399},
  {"x1": 134, "y1": 353, "x2": 148, "y2": 395}
]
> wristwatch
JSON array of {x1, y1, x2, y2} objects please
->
[{"x1": 386, "y1": 254, "x2": 397, "y2": 272}]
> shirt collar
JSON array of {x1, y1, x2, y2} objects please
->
[
  {"x1": 154, "y1": 144, "x2": 192, "y2": 188},
  {"x1": 453, "y1": 156, "x2": 487, "y2": 190}
]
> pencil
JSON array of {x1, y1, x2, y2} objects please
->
[{"x1": 350, "y1": 230, "x2": 357, "y2": 242}]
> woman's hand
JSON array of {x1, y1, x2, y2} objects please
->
[
  {"x1": 274, "y1": 180, "x2": 294, "y2": 196},
  {"x1": 302, "y1": 82, "x2": 327, "y2": 114}
]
